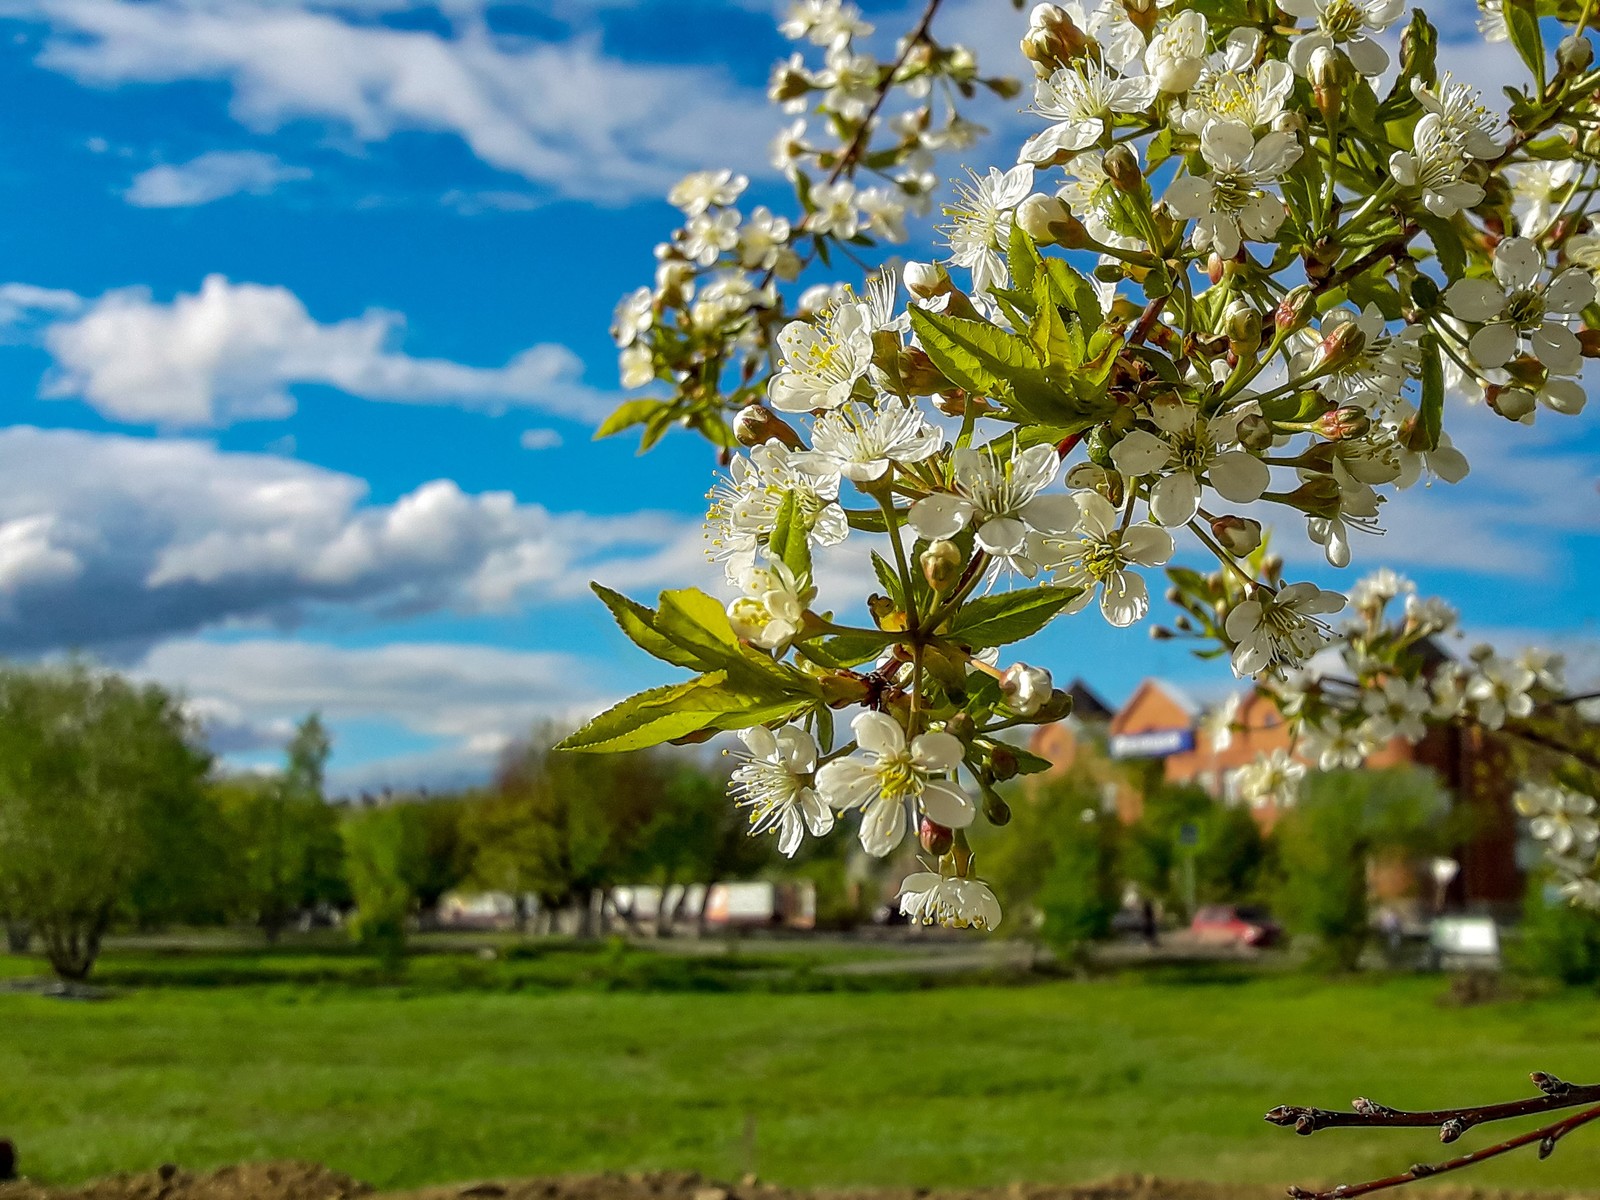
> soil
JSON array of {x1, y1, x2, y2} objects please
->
[{"x1": 4, "y1": 1165, "x2": 1598, "y2": 1200}]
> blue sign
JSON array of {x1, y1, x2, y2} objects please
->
[{"x1": 1110, "y1": 728, "x2": 1195, "y2": 759}]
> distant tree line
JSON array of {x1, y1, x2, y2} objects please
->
[{"x1": 0, "y1": 663, "x2": 802, "y2": 983}]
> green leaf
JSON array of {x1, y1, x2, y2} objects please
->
[
  {"x1": 768, "y1": 490, "x2": 813, "y2": 580},
  {"x1": 1005, "y1": 745, "x2": 1055, "y2": 776},
  {"x1": 871, "y1": 551, "x2": 903, "y2": 604},
  {"x1": 594, "y1": 399, "x2": 663, "y2": 441},
  {"x1": 1041, "y1": 257, "x2": 1103, "y2": 329},
  {"x1": 1419, "y1": 331, "x2": 1444, "y2": 451},
  {"x1": 590, "y1": 583, "x2": 704, "y2": 671},
  {"x1": 908, "y1": 304, "x2": 1041, "y2": 398},
  {"x1": 807, "y1": 628, "x2": 901, "y2": 669},
  {"x1": 1029, "y1": 283, "x2": 1080, "y2": 369},
  {"x1": 1503, "y1": 0, "x2": 1545, "y2": 90},
  {"x1": 556, "y1": 673, "x2": 740, "y2": 753},
  {"x1": 1415, "y1": 213, "x2": 1466, "y2": 279},
  {"x1": 1008, "y1": 223, "x2": 1040, "y2": 295},
  {"x1": 947, "y1": 585, "x2": 1080, "y2": 648}
]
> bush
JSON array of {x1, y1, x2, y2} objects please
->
[{"x1": 1514, "y1": 875, "x2": 1600, "y2": 986}]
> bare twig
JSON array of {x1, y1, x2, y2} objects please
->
[{"x1": 825, "y1": 0, "x2": 944, "y2": 185}]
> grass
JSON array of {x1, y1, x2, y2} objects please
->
[{"x1": 4, "y1": 944, "x2": 1600, "y2": 1194}]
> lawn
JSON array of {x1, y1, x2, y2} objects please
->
[{"x1": 2, "y1": 952, "x2": 1598, "y2": 1193}]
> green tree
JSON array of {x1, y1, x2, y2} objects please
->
[
  {"x1": 341, "y1": 805, "x2": 416, "y2": 966},
  {"x1": 218, "y1": 714, "x2": 346, "y2": 939},
  {"x1": 0, "y1": 664, "x2": 213, "y2": 981},
  {"x1": 1273, "y1": 767, "x2": 1454, "y2": 972}
]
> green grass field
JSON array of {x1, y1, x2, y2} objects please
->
[{"x1": 2, "y1": 946, "x2": 1598, "y2": 1194}]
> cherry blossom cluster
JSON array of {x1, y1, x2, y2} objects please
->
[{"x1": 571, "y1": 0, "x2": 1600, "y2": 929}]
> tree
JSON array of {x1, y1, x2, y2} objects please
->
[
  {"x1": 342, "y1": 804, "x2": 415, "y2": 966},
  {"x1": 0, "y1": 664, "x2": 212, "y2": 981},
  {"x1": 1273, "y1": 767, "x2": 1455, "y2": 972},
  {"x1": 217, "y1": 713, "x2": 346, "y2": 940}
]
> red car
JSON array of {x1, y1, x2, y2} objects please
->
[{"x1": 1190, "y1": 904, "x2": 1282, "y2": 947}]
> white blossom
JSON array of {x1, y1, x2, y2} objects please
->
[
  {"x1": 808, "y1": 180, "x2": 861, "y2": 239},
  {"x1": 1388, "y1": 113, "x2": 1486, "y2": 218},
  {"x1": 738, "y1": 207, "x2": 793, "y2": 271},
  {"x1": 1165, "y1": 119, "x2": 1300, "y2": 259},
  {"x1": 1446, "y1": 237, "x2": 1596, "y2": 375},
  {"x1": 682, "y1": 209, "x2": 741, "y2": 265},
  {"x1": 1414, "y1": 74, "x2": 1505, "y2": 161},
  {"x1": 1225, "y1": 583, "x2": 1346, "y2": 677},
  {"x1": 1110, "y1": 402, "x2": 1271, "y2": 527},
  {"x1": 1280, "y1": 0, "x2": 1405, "y2": 78},
  {"x1": 1299, "y1": 717, "x2": 1369, "y2": 770},
  {"x1": 1021, "y1": 61, "x2": 1158, "y2": 166},
  {"x1": 1146, "y1": 11, "x2": 1209, "y2": 94},
  {"x1": 1031, "y1": 491, "x2": 1175, "y2": 627},
  {"x1": 1236, "y1": 747, "x2": 1308, "y2": 808},
  {"x1": 816, "y1": 711, "x2": 975, "y2": 856},
  {"x1": 727, "y1": 560, "x2": 814, "y2": 651},
  {"x1": 899, "y1": 872, "x2": 1003, "y2": 929},
  {"x1": 940, "y1": 164, "x2": 1034, "y2": 294},
  {"x1": 669, "y1": 169, "x2": 748, "y2": 216},
  {"x1": 768, "y1": 298, "x2": 874, "y2": 412},
  {"x1": 1465, "y1": 654, "x2": 1536, "y2": 729},
  {"x1": 611, "y1": 287, "x2": 653, "y2": 348},
  {"x1": 780, "y1": 0, "x2": 872, "y2": 47},
  {"x1": 729, "y1": 725, "x2": 833, "y2": 856},
  {"x1": 907, "y1": 443, "x2": 1075, "y2": 576},
  {"x1": 802, "y1": 399, "x2": 943, "y2": 482},
  {"x1": 1360, "y1": 677, "x2": 1432, "y2": 742},
  {"x1": 707, "y1": 440, "x2": 848, "y2": 579},
  {"x1": 1516, "y1": 783, "x2": 1600, "y2": 857},
  {"x1": 1176, "y1": 31, "x2": 1294, "y2": 134},
  {"x1": 1000, "y1": 663, "x2": 1053, "y2": 715}
]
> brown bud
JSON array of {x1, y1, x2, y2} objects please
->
[
  {"x1": 904, "y1": 261, "x2": 952, "y2": 300},
  {"x1": 990, "y1": 744, "x2": 1020, "y2": 782},
  {"x1": 733, "y1": 404, "x2": 804, "y2": 450},
  {"x1": 1579, "y1": 329, "x2": 1600, "y2": 358},
  {"x1": 1314, "y1": 322, "x2": 1367, "y2": 372},
  {"x1": 898, "y1": 347, "x2": 948, "y2": 394},
  {"x1": 1210, "y1": 514, "x2": 1263, "y2": 556},
  {"x1": 1275, "y1": 285, "x2": 1316, "y2": 334},
  {"x1": 982, "y1": 787, "x2": 1013, "y2": 826},
  {"x1": 1022, "y1": 4, "x2": 1090, "y2": 77},
  {"x1": 1031, "y1": 688, "x2": 1076, "y2": 724},
  {"x1": 1316, "y1": 405, "x2": 1371, "y2": 441},
  {"x1": 1103, "y1": 143, "x2": 1143, "y2": 193},
  {"x1": 1282, "y1": 475, "x2": 1343, "y2": 517},
  {"x1": 919, "y1": 817, "x2": 954, "y2": 856},
  {"x1": 1235, "y1": 412, "x2": 1275, "y2": 452}
]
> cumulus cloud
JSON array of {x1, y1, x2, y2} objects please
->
[
  {"x1": 26, "y1": 0, "x2": 777, "y2": 202},
  {"x1": 27, "y1": 274, "x2": 606, "y2": 426},
  {"x1": 124, "y1": 149, "x2": 310, "y2": 207},
  {"x1": 0, "y1": 426, "x2": 705, "y2": 656}
]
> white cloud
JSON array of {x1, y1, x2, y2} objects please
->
[
  {"x1": 26, "y1": 274, "x2": 607, "y2": 426},
  {"x1": 0, "y1": 425, "x2": 705, "y2": 655},
  {"x1": 124, "y1": 149, "x2": 310, "y2": 207},
  {"x1": 519, "y1": 427, "x2": 562, "y2": 451},
  {"x1": 27, "y1": 0, "x2": 778, "y2": 202}
]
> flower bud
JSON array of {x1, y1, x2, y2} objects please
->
[
  {"x1": 1314, "y1": 322, "x2": 1367, "y2": 372},
  {"x1": 1103, "y1": 144, "x2": 1143, "y2": 193},
  {"x1": 1022, "y1": 4, "x2": 1089, "y2": 77},
  {"x1": 921, "y1": 539, "x2": 964, "y2": 593},
  {"x1": 919, "y1": 817, "x2": 954, "y2": 856},
  {"x1": 944, "y1": 712, "x2": 977, "y2": 743},
  {"x1": 1282, "y1": 475, "x2": 1343, "y2": 517},
  {"x1": 1223, "y1": 300, "x2": 1263, "y2": 351},
  {"x1": 1275, "y1": 285, "x2": 1316, "y2": 334},
  {"x1": 1016, "y1": 192, "x2": 1074, "y2": 245},
  {"x1": 1032, "y1": 688, "x2": 1076, "y2": 723},
  {"x1": 1581, "y1": 329, "x2": 1600, "y2": 358},
  {"x1": 1000, "y1": 663, "x2": 1053, "y2": 716},
  {"x1": 733, "y1": 404, "x2": 805, "y2": 449},
  {"x1": 1308, "y1": 46, "x2": 1353, "y2": 117},
  {"x1": 1486, "y1": 384, "x2": 1536, "y2": 421},
  {"x1": 898, "y1": 346, "x2": 948, "y2": 394},
  {"x1": 1558, "y1": 34, "x2": 1594, "y2": 77},
  {"x1": 1235, "y1": 411, "x2": 1275, "y2": 452},
  {"x1": 1066, "y1": 461, "x2": 1124, "y2": 506},
  {"x1": 904, "y1": 260, "x2": 952, "y2": 300},
  {"x1": 989, "y1": 744, "x2": 1020, "y2": 783},
  {"x1": 982, "y1": 787, "x2": 1013, "y2": 825},
  {"x1": 1272, "y1": 111, "x2": 1307, "y2": 137},
  {"x1": 1317, "y1": 405, "x2": 1371, "y2": 441},
  {"x1": 1210, "y1": 514, "x2": 1263, "y2": 556}
]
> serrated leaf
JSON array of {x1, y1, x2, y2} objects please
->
[
  {"x1": 947, "y1": 585, "x2": 1080, "y2": 648},
  {"x1": 1008, "y1": 223, "x2": 1040, "y2": 294},
  {"x1": 1419, "y1": 331, "x2": 1444, "y2": 451},
  {"x1": 807, "y1": 628, "x2": 901, "y2": 669},
  {"x1": 556, "y1": 673, "x2": 740, "y2": 753},
  {"x1": 595, "y1": 399, "x2": 664, "y2": 441},
  {"x1": 1006, "y1": 744, "x2": 1055, "y2": 776},
  {"x1": 1415, "y1": 213, "x2": 1466, "y2": 279},
  {"x1": 871, "y1": 551, "x2": 903, "y2": 605},
  {"x1": 768, "y1": 489, "x2": 813, "y2": 580},
  {"x1": 1041, "y1": 257, "x2": 1103, "y2": 329},
  {"x1": 590, "y1": 583, "x2": 704, "y2": 671},
  {"x1": 909, "y1": 305, "x2": 1041, "y2": 398},
  {"x1": 1503, "y1": 0, "x2": 1545, "y2": 90}
]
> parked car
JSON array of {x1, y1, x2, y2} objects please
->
[{"x1": 1190, "y1": 904, "x2": 1282, "y2": 948}]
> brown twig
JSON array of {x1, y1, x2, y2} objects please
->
[
  {"x1": 824, "y1": 0, "x2": 945, "y2": 185},
  {"x1": 1269, "y1": 1074, "x2": 1600, "y2": 1200},
  {"x1": 1282, "y1": 1101, "x2": 1600, "y2": 1200}
]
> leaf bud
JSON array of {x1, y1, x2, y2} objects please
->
[
  {"x1": 733, "y1": 404, "x2": 805, "y2": 449},
  {"x1": 1000, "y1": 662, "x2": 1053, "y2": 716},
  {"x1": 1275, "y1": 285, "x2": 1316, "y2": 334},
  {"x1": 919, "y1": 817, "x2": 954, "y2": 856},
  {"x1": 1210, "y1": 514, "x2": 1263, "y2": 557},
  {"x1": 1234, "y1": 411, "x2": 1275, "y2": 452},
  {"x1": 985, "y1": 75, "x2": 1024, "y2": 100},
  {"x1": 921, "y1": 539, "x2": 964, "y2": 592},
  {"x1": 1016, "y1": 192, "x2": 1075, "y2": 245},
  {"x1": 1103, "y1": 144, "x2": 1143, "y2": 193},
  {"x1": 1558, "y1": 35, "x2": 1594, "y2": 77},
  {"x1": 904, "y1": 260, "x2": 953, "y2": 300},
  {"x1": 944, "y1": 712, "x2": 977, "y2": 743},
  {"x1": 1316, "y1": 405, "x2": 1371, "y2": 441}
]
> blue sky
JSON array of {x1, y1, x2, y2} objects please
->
[{"x1": 0, "y1": 0, "x2": 1594, "y2": 791}]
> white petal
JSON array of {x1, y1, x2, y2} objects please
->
[
  {"x1": 1208, "y1": 450, "x2": 1271, "y2": 503},
  {"x1": 1110, "y1": 429, "x2": 1171, "y2": 476},
  {"x1": 1121, "y1": 523, "x2": 1175, "y2": 565},
  {"x1": 908, "y1": 494, "x2": 976, "y2": 540},
  {"x1": 852, "y1": 709, "x2": 907, "y2": 757},
  {"x1": 1101, "y1": 570, "x2": 1149, "y2": 627},
  {"x1": 976, "y1": 515, "x2": 1028, "y2": 555},
  {"x1": 1469, "y1": 322, "x2": 1517, "y2": 367},
  {"x1": 1149, "y1": 470, "x2": 1201, "y2": 527},
  {"x1": 858, "y1": 795, "x2": 907, "y2": 856},
  {"x1": 741, "y1": 725, "x2": 778, "y2": 760},
  {"x1": 1020, "y1": 492, "x2": 1077, "y2": 534},
  {"x1": 911, "y1": 730, "x2": 964, "y2": 772},
  {"x1": 1447, "y1": 277, "x2": 1506, "y2": 322},
  {"x1": 919, "y1": 780, "x2": 976, "y2": 828},
  {"x1": 1546, "y1": 269, "x2": 1596, "y2": 314},
  {"x1": 816, "y1": 759, "x2": 877, "y2": 810},
  {"x1": 1494, "y1": 237, "x2": 1542, "y2": 290}
]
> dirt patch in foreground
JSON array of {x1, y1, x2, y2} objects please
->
[{"x1": 3, "y1": 1165, "x2": 1596, "y2": 1200}]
